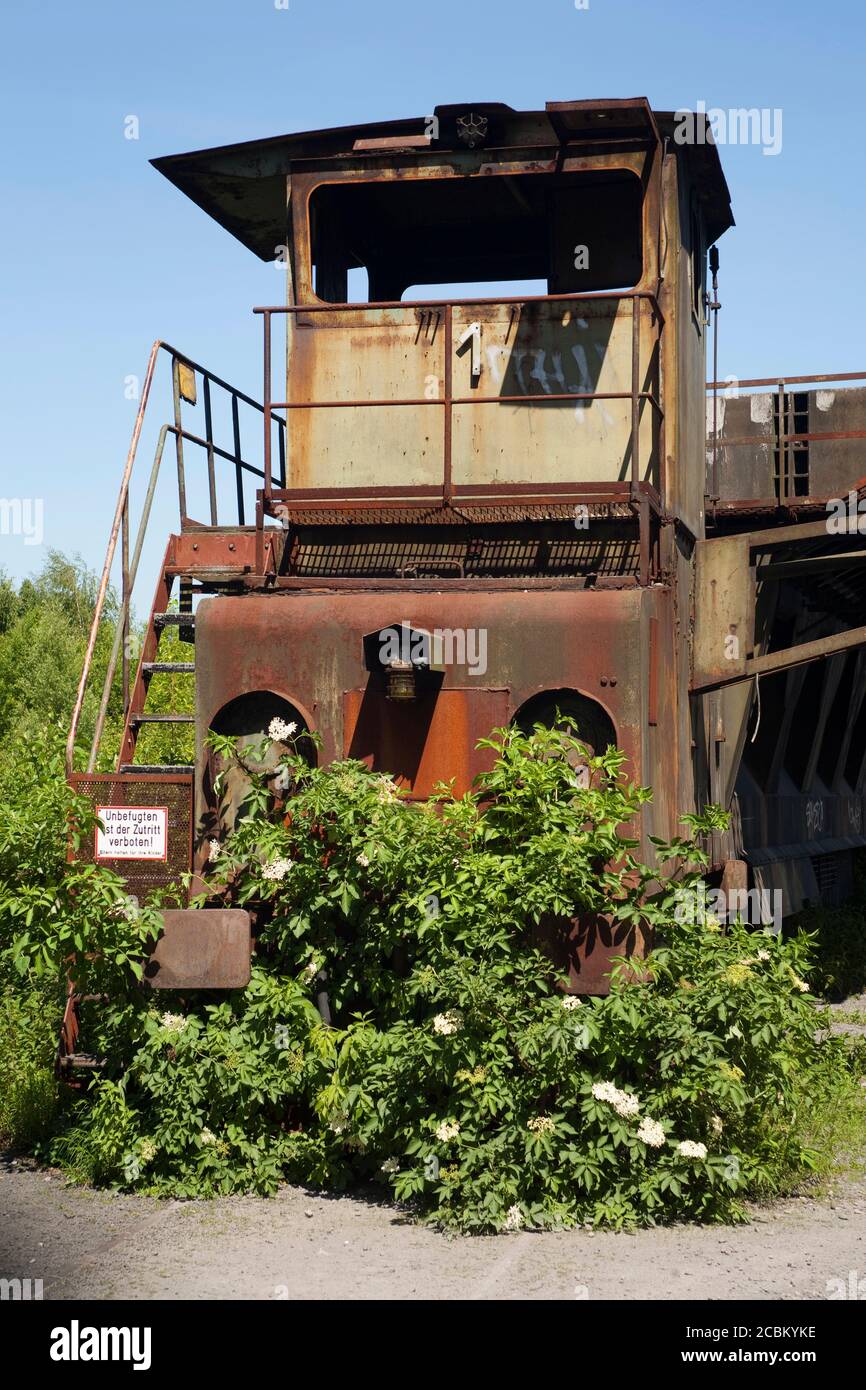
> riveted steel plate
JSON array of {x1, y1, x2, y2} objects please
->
[{"x1": 142, "y1": 909, "x2": 252, "y2": 990}]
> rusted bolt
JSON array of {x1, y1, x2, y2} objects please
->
[
  {"x1": 600, "y1": 676, "x2": 608, "y2": 686},
  {"x1": 192, "y1": 543, "x2": 199, "y2": 551},
  {"x1": 610, "y1": 677, "x2": 617, "y2": 687},
  {"x1": 228, "y1": 542, "x2": 236, "y2": 552}
]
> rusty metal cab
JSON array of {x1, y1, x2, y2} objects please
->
[{"x1": 66, "y1": 97, "x2": 866, "y2": 1007}]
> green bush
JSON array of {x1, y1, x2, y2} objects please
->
[
  {"x1": 0, "y1": 735, "x2": 166, "y2": 1153},
  {"x1": 0, "y1": 986, "x2": 59, "y2": 1150},
  {"x1": 14, "y1": 723, "x2": 860, "y2": 1231}
]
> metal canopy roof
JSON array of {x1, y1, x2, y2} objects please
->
[{"x1": 151, "y1": 98, "x2": 734, "y2": 262}]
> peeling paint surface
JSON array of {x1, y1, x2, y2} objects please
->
[{"x1": 750, "y1": 393, "x2": 773, "y2": 424}]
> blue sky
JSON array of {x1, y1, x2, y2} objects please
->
[{"x1": 1, "y1": 0, "x2": 864, "y2": 588}]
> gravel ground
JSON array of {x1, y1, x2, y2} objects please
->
[
  {"x1": 1, "y1": 1160, "x2": 864, "y2": 1301},
  {"x1": 3, "y1": 994, "x2": 864, "y2": 1302}
]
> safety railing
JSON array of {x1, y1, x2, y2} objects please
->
[
  {"x1": 706, "y1": 370, "x2": 866, "y2": 505},
  {"x1": 66, "y1": 342, "x2": 284, "y2": 776},
  {"x1": 254, "y1": 288, "x2": 666, "y2": 512}
]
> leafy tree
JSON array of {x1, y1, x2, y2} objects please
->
[{"x1": 0, "y1": 551, "x2": 126, "y2": 768}]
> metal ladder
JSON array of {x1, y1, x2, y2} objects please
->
[{"x1": 118, "y1": 597, "x2": 196, "y2": 776}]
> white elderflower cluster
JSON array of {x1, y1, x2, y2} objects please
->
[
  {"x1": 268, "y1": 717, "x2": 297, "y2": 742},
  {"x1": 636, "y1": 1117, "x2": 666, "y2": 1148},
  {"x1": 160, "y1": 1012, "x2": 188, "y2": 1033},
  {"x1": 591, "y1": 1081, "x2": 640, "y2": 1118},
  {"x1": 676, "y1": 1140, "x2": 708, "y2": 1160},
  {"x1": 261, "y1": 858, "x2": 292, "y2": 882},
  {"x1": 757, "y1": 949, "x2": 771, "y2": 962},
  {"x1": 710, "y1": 1114, "x2": 724, "y2": 1138},
  {"x1": 380, "y1": 1157, "x2": 400, "y2": 1175},
  {"x1": 207, "y1": 838, "x2": 221, "y2": 863},
  {"x1": 138, "y1": 1139, "x2": 157, "y2": 1166},
  {"x1": 504, "y1": 1205, "x2": 523, "y2": 1231},
  {"x1": 434, "y1": 1120, "x2": 460, "y2": 1142},
  {"x1": 527, "y1": 1115, "x2": 555, "y2": 1135},
  {"x1": 432, "y1": 1010, "x2": 464, "y2": 1036},
  {"x1": 200, "y1": 1128, "x2": 217, "y2": 1146},
  {"x1": 302, "y1": 959, "x2": 318, "y2": 981},
  {"x1": 112, "y1": 897, "x2": 139, "y2": 921},
  {"x1": 356, "y1": 852, "x2": 371, "y2": 868},
  {"x1": 561, "y1": 996, "x2": 582, "y2": 1011}
]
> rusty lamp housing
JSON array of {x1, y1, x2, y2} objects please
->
[
  {"x1": 363, "y1": 623, "x2": 446, "y2": 702},
  {"x1": 384, "y1": 659, "x2": 417, "y2": 701}
]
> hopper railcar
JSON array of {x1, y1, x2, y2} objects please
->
[{"x1": 60, "y1": 99, "x2": 866, "y2": 1073}]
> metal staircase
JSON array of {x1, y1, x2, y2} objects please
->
[
  {"x1": 117, "y1": 595, "x2": 197, "y2": 776},
  {"x1": 58, "y1": 346, "x2": 276, "y2": 1081},
  {"x1": 67, "y1": 342, "x2": 285, "y2": 779}
]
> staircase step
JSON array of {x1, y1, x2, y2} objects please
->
[
  {"x1": 143, "y1": 662, "x2": 196, "y2": 674},
  {"x1": 130, "y1": 713, "x2": 195, "y2": 725},
  {"x1": 153, "y1": 611, "x2": 196, "y2": 627},
  {"x1": 119, "y1": 763, "x2": 195, "y2": 775}
]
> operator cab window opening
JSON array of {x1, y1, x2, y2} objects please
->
[{"x1": 309, "y1": 170, "x2": 643, "y2": 305}]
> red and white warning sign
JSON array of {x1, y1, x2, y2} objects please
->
[{"x1": 95, "y1": 806, "x2": 168, "y2": 861}]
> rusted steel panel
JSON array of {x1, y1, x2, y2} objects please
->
[
  {"x1": 692, "y1": 534, "x2": 753, "y2": 687},
  {"x1": 706, "y1": 383, "x2": 866, "y2": 506},
  {"x1": 670, "y1": 160, "x2": 708, "y2": 537},
  {"x1": 536, "y1": 911, "x2": 651, "y2": 996},
  {"x1": 808, "y1": 385, "x2": 866, "y2": 496},
  {"x1": 143, "y1": 909, "x2": 252, "y2": 990},
  {"x1": 449, "y1": 298, "x2": 660, "y2": 490},
  {"x1": 282, "y1": 298, "x2": 661, "y2": 498},
  {"x1": 195, "y1": 586, "x2": 671, "y2": 994},
  {"x1": 343, "y1": 687, "x2": 510, "y2": 797},
  {"x1": 286, "y1": 306, "x2": 446, "y2": 491},
  {"x1": 194, "y1": 586, "x2": 652, "y2": 828},
  {"x1": 639, "y1": 582, "x2": 684, "y2": 848},
  {"x1": 706, "y1": 391, "x2": 774, "y2": 501},
  {"x1": 168, "y1": 529, "x2": 268, "y2": 576}
]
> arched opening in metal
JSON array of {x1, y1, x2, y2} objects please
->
[{"x1": 206, "y1": 690, "x2": 315, "y2": 832}]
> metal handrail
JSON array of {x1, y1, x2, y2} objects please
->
[
  {"x1": 255, "y1": 289, "x2": 666, "y2": 509},
  {"x1": 66, "y1": 342, "x2": 283, "y2": 777},
  {"x1": 67, "y1": 340, "x2": 162, "y2": 778},
  {"x1": 707, "y1": 371, "x2": 866, "y2": 390}
]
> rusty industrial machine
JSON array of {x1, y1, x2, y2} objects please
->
[{"x1": 61, "y1": 97, "x2": 866, "y2": 1067}]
